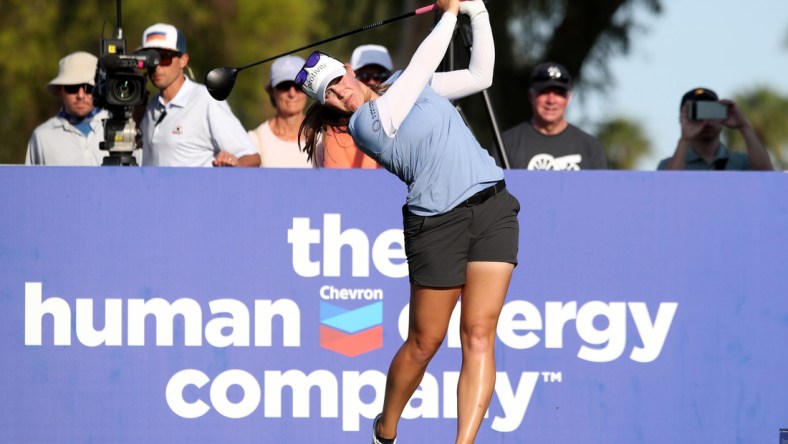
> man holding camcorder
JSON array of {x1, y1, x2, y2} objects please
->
[{"x1": 657, "y1": 87, "x2": 773, "y2": 170}]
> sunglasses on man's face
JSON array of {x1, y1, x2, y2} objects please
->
[
  {"x1": 356, "y1": 71, "x2": 390, "y2": 84},
  {"x1": 63, "y1": 83, "x2": 94, "y2": 95},
  {"x1": 294, "y1": 51, "x2": 323, "y2": 86},
  {"x1": 156, "y1": 51, "x2": 182, "y2": 67}
]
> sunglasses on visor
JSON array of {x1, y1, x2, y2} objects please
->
[{"x1": 294, "y1": 51, "x2": 323, "y2": 86}]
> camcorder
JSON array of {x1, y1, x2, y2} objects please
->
[
  {"x1": 688, "y1": 100, "x2": 729, "y2": 121},
  {"x1": 92, "y1": 0, "x2": 160, "y2": 166}
]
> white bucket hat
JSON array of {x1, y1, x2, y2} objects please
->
[{"x1": 46, "y1": 51, "x2": 98, "y2": 96}]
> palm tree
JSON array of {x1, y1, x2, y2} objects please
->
[
  {"x1": 596, "y1": 117, "x2": 651, "y2": 170},
  {"x1": 724, "y1": 87, "x2": 788, "y2": 170}
]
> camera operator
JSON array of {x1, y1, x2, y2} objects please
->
[
  {"x1": 26, "y1": 52, "x2": 109, "y2": 166},
  {"x1": 658, "y1": 87, "x2": 773, "y2": 170},
  {"x1": 139, "y1": 23, "x2": 260, "y2": 167}
]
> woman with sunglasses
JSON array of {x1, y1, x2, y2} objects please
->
[
  {"x1": 297, "y1": 1, "x2": 519, "y2": 443},
  {"x1": 247, "y1": 55, "x2": 313, "y2": 167}
]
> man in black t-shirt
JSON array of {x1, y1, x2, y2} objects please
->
[{"x1": 501, "y1": 62, "x2": 608, "y2": 170}]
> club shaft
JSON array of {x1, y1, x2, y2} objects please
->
[{"x1": 236, "y1": 5, "x2": 438, "y2": 72}]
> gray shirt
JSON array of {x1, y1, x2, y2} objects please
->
[{"x1": 502, "y1": 122, "x2": 608, "y2": 170}]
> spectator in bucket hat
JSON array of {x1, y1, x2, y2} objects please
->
[{"x1": 26, "y1": 51, "x2": 111, "y2": 165}]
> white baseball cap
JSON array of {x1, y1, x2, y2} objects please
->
[
  {"x1": 46, "y1": 51, "x2": 98, "y2": 96},
  {"x1": 269, "y1": 55, "x2": 306, "y2": 88},
  {"x1": 141, "y1": 23, "x2": 187, "y2": 53},
  {"x1": 350, "y1": 44, "x2": 392, "y2": 71},
  {"x1": 295, "y1": 51, "x2": 347, "y2": 104}
]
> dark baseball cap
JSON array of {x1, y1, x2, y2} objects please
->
[
  {"x1": 679, "y1": 87, "x2": 718, "y2": 109},
  {"x1": 530, "y1": 62, "x2": 572, "y2": 92}
]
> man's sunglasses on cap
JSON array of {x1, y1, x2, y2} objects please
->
[
  {"x1": 531, "y1": 68, "x2": 570, "y2": 84},
  {"x1": 63, "y1": 83, "x2": 94, "y2": 94}
]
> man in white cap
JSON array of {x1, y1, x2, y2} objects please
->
[
  {"x1": 247, "y1": 55, "x2": 312, "y2": 167},
  {"x1": 26, "y1": 51, "x2": 109, "y2": 165},
  {"x1": 139, "y1": 23, "x2": 260, "y2": 167},
  {"x1": 350, "y1": 44, "x2": 393, "y2": 87}
]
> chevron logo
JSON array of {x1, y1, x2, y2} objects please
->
[{"x1": 320, "y1": 301, "x2": 383, "y2": 357}]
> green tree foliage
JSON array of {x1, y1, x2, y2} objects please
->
[
  {"x1": 596, "y1": 117, "x2": 651, "y2": 170},
  {"x1": 724, "y1": 86, "x2": 788, "y2": 170}
]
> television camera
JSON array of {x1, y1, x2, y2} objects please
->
[{"x1": 93, "y1": 0, "x2": 160, "y2": 166}]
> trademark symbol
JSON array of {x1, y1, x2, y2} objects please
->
[{"x1": 541, "y1": 371, "x2": 562, "y2": 383}]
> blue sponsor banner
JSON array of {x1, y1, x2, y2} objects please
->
[{"x1": 1, "y1": 167, "x2": 786, "y2": 443}]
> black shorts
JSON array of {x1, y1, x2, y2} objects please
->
[{"x1": 402, "y1": 181, "x2": 520, "y2": 288}]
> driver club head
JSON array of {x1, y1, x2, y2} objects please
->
[{"x1": 205, "y1": 67, "x2": 238, "y2": 101}]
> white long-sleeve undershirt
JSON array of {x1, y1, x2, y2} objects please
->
[{"x1": 375, "y1": 11, "x2": 494, "y2": 137}]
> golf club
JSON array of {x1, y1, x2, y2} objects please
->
[{"x1": 206, "y1": 3, "x2": 445, "y2": 101}]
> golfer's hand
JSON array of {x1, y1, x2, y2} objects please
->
[
  {"x1": 437, "y1": 0, "x2": 460, "y2": 16},
  {"x1": 459, "y1": 0, "x2": 487, "y2": 20}
]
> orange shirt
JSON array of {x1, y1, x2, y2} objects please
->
[{"x1": 320, "y1": 126, "x2": 381, "y2": 169}]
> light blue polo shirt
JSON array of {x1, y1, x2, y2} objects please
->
[{"x1": 349, "y1": 79, "x2": 502, "y2": 216}]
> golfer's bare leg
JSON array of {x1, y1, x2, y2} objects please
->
[
  {"x1": 455, "y1": 261, "x2": 514, "y2": 444},
  {"x1": 377, "y1": 285, "x2": 461, "y2": 440}
]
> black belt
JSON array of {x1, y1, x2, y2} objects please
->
[{"x1": 460, "y1": 180, "x2": 506, "y2": 207}]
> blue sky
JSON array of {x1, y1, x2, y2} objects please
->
[{"x1": 565, "y1": 0, "x2": 788, "y2": 170}]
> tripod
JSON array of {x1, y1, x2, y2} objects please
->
[
  {"x1": 99, "y1": 106, "x2": 142, "y2": 166},
  {"x1": 441, "y1": 17, "x2": 510, "y2": 169}
]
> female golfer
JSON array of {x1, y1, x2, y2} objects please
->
[{"x1": 296, "y1": 1, "x2": 518, "y2": 442}]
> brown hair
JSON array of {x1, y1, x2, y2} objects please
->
[
  {"x1": 298, "y1": 83, "x2": 390, "y2": 165},
  {"x1": 298, "y1": 103, "x2": 352, "y2": 165}
]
